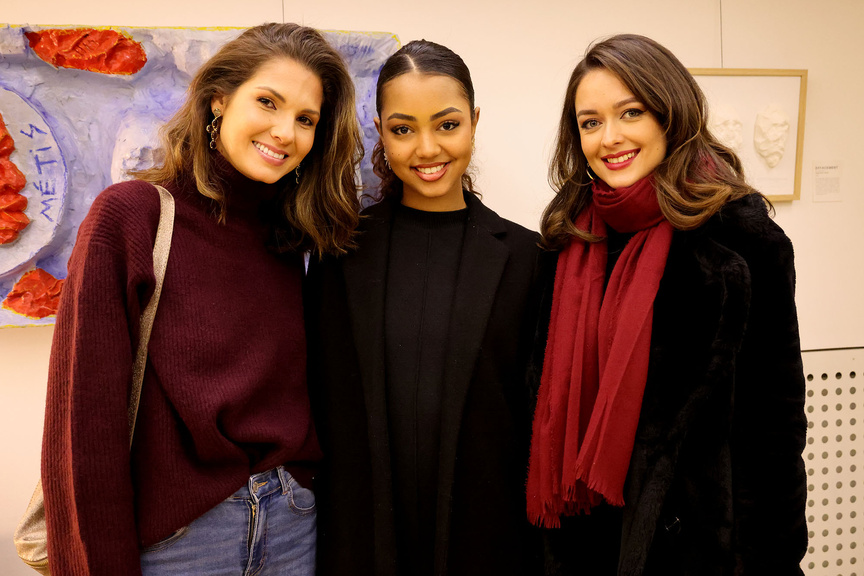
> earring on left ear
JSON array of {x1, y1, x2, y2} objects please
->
[
  {"x1": 295, "y1": 164, "x2": 302, "y2": 185},
  {"x1": 207, "y1": 108, "x2": 222, "y2": 150}
]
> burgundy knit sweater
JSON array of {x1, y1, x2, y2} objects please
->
[{"x1": 41, "y1": 160, "x2": 321, "y2": 576}]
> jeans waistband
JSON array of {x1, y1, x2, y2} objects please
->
[{"x1": 245, "y1": 466, "x2": 291, "y2": 499}]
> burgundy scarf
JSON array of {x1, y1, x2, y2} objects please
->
[{"x1": 526, "y1": 175, "x2": 673, "y2": 528}]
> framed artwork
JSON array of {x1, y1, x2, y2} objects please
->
[{"x1": 689, "y1": 68, "x2": 807, "y2": 202}]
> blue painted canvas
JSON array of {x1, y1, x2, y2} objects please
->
[{"x1": 0, "y1": 24, "x2": 398, "y2": 327}]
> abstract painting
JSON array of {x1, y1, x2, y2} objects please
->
[{"x1": 0, "y1": 24, "x2": 398, "y2": 327}]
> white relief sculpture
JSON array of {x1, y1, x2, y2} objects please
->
[
  {"x1": 149, "y1": 29, "x2": 237, "y2": 78},
  {"x1": 708, "y1": 104, "x2": 744, "y2": 151},
  {"x1": 111, "y1": 113, "x2": 162, "y2": 184},
  {"x1": 753, "y1": 103, "x2": 790, "y2": 168}
]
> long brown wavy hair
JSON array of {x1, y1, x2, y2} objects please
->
[
  {"x1": 542, "y1": 34, "x2": 766, "y2": 250},
  {"x1": 371, "y1": 39, "x2": 478, "y2": 201},
  {"x1": 133, "y1": 23, "x2": 362, "y2": 256}
]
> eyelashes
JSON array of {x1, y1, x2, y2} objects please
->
[
  {"x1": 256, "y1": 97, "x2": 316, "y2": 127},
  {"x1": 579, "y1": 108, "x2": 646, "y2": 131},
  {"x1": 389, "y1": 120, "x2": 461, "y2": 136}
]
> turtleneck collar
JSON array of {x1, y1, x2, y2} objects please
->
[
  {"x1": 211, "y1": 152, "x2": 285, "y2": 217},
  {"x1": 394, "y1": 201, "x2": 468, "y2": 229}
]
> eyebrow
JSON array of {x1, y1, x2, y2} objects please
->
[
  {"x1": 257, "y1": 86, "x2": 285, "y2": 102},
  {"x1": 387, "y1": 112, "x2": 417, "y2": 121},
  {"x1": 257, "y1": 86, "x2": 320, "y2": 117},
  {"x1": 575, "y1": 97, "x2": 641, "y2": 118},
  {"x1": 430, "y1": 107, "x2": 462, "y2": 120},
  {"x1": 386, "y1": 107, "x2": 464, "y2": 122}
]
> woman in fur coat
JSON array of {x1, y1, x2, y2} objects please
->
[{"x1": 527, "y1": 34, "x2": 808, "y2": 576}]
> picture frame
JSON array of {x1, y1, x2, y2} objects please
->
[{"x1": 689, "y1": 68, "x2": 808, "y2": 202}]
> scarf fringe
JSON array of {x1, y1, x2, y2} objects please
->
[
  {"x1": 528, "y1": 507, "x2": 562, "y2": 529},
  {"x1": 527, "y1": 494, "x2": 597, "y2": 528},
  {"x1": 570, "y1": 474, "x2": 625, "y2": 508}
]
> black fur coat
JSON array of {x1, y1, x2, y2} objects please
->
[{"x1": 534, "y1": 194, "x2": 808, "y2": 576}]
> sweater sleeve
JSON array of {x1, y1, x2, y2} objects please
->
[
  {"x1": 42, "y1": 182, "x2": 159, "y2": 576},
  {"x1": 731, "y1": 219, "x2": 808, "y2": 574}
]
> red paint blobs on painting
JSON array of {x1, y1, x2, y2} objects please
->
[
  {"x1": 0, "y1": 112, "x2": 29, "y2": 245},
  {"x1": 25, "y1": 28, "x2": 148, "y2": 75},
  {"x1": 2, "y1": 268, "x2": 65, "y2": 319}
]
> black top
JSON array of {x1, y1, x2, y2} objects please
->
[
  {"x1": 604, "y1": 226, "x2": 634, "y2": 290},
  {"x1": 384, "y1": 203, "x2": 468, "y2": 576}
]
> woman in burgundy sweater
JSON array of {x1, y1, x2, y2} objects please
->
[{"x1": 41, "y1": 24, "x2": 362, "y2": 575}]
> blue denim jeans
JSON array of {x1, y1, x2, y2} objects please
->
[{"x1": 140, "y1": 466, "x2": 316, "y2": 575}]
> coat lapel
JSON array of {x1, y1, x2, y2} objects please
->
[
  {"x1": 341, "y1": 202, "x2": 399, "y2": 573},
  {"x1": 343, "y1": 203, "x2": 393, "y2": 437},
  {"x1": 434, "y1": 195, "x2": 511, "y2": 573}
]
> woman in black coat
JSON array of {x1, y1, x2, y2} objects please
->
[
  {"x1": 307, "y1": 40, "x2": 543, "y2": 576},
  {"x1": 527, "y1": 34, "x2": 808, "y2": 575}
]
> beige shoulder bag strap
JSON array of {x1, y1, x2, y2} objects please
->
[
  {"x1": 128, "y1": 184, "x2": 174, "y2": 440},
  {"x1": 14, "y1": 184, "x2": 175, "y2": 575}
]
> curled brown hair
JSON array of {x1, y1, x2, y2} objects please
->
[
  {"x1": 542, "y1": 33, "x2": 765, "y2": 250},
  {"x1": 371, "y1": 40, "x2": 478, "y2": 201},
  {"x1": 133, "y1": 23, "x2": 362, "y2": 256}
]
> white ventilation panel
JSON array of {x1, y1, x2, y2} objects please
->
[{"x1": 801, "y1": 348, "x2": 863, "y2": 575}]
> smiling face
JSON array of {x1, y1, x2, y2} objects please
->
[
  {"x1": 574, "y1": 68, "x2": 667, "y2": 189},
  {"x1": 212, "y1": 57, "x2": 323, "y2": 184},
  {"x1": 375, "y1": 72, "x2": 479, "y2": 211}
]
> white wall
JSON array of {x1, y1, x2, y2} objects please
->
[{"x1": 1, "y1": 0, "x2": 862, "y2": 573}]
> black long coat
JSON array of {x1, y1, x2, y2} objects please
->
[
  {"x1": 306, "y1": 194, "x2": 545, "y2": 576},
  {"x1": 536, "y1": 194, "x2": 808, "y2": 576}
]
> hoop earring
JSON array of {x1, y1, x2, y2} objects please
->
[
  {"x1": 295, "y1": 164, "x2": 301, "y2": 185},
  {"x1": 586, "y1": 164, "x2": 596, "y2": 181},
  {"x1": 383, "y1": 151, "x2": 391, "y2": 171},
  {"x1": 207, "y1": 108, "x2": 222, "y2": 150}
]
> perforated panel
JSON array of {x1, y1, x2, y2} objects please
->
[{"x1": 801, "y1": 348, "x2": 864, "y2": 575}]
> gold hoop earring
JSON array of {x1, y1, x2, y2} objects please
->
[
  {"x1": 207, "y1": 108, "x2": 222, "y2": 150},
  {"x1": 586, "y1": 164, "x2": 596, "y2": 181}
]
